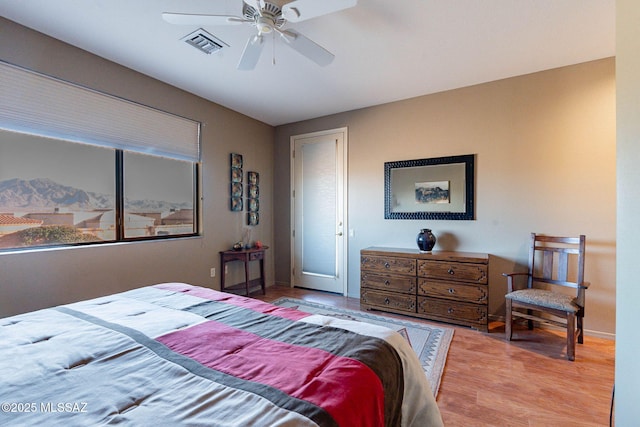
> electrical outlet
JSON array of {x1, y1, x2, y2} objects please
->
[{"x1": 210, "y1": 268, "x2": 216, "y2": 277}]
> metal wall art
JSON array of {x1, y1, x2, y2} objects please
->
[
  {"x1": 230, "y1": 153, "x2": 243, "y2": 211},
  {"x1": 246, "y1": 171, "x2": 259, "y2": 226}
]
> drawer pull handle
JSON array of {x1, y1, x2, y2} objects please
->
[
  {"x1": 384, "y1": 298, "x2": 390, "y2": 305},
  {"x1": 448, "y1": 268, "x2": 455, "y2": 275},
  {"x1": 448, "y1": 288, "x2": 455, "y2": 294},
  {"x1": 384, "y1": 280, "x2": 390, "y2": 286},
  {"x1": 384, "y1": 262, "x2": 390, "y2": 269},
  {"x1": 447, "y1": 307, "x2": 454, "y2": 314}
]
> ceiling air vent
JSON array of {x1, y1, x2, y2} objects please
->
[{"x1": 182, "y1": 29, "x2": 228, "y2": 55}]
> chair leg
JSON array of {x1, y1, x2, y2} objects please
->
[
  {"x1": 527, "y1": 309, "x2": 534, "y2": 330},
  {"x1": 505, "y1": 299, "x2": 513, "y2": 341},
  {"x1": 577, "y1": 314, "x2": 584, "y2": 344},
  {"x1": 567, "y1": 313, "x2": 576, "y2": 361}
]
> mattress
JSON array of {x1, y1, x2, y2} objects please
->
[{"x1": 0, "y1": 283, "x2": 443, "y2": 426}]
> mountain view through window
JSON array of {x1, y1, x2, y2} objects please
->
[{"x1": 0, "y1": 130, "x2": 196, "y2": 250}]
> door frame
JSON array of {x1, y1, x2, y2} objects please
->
[{"x1": 290, "y1": 127, "x2": 348, "y2": 295}]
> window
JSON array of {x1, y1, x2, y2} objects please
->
[
  {"x1": 123, "y1": 152, "x2": 196, "y2": 239},
  {"x1": 0, "y1": 129, "x2": 198, "y2": 250},
  {"x1": 0, "y1": 62, "x2": 200, "y2": 251}
]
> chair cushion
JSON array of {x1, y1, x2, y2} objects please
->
[{"x1": 506, "y1": 289, "x2": 580, "y2": 312}]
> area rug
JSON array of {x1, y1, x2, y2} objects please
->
[{"x1": 270, "y1": 298, "x2": 453, "y2": 397}]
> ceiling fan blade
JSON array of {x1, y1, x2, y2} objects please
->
[
  {"x1": 282, "y1": 0, "x2": 357, "y2": 23},
  {"x1": 237, "y1": 35, "x2": 265, "y2": 70},
  {"x1": 279, "y1": 29, "x2": 334, "y2": 67},
  {"x1": 162, "y1": 12, "x2": 247, "y2": 26}
]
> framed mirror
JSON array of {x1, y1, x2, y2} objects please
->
[{"x1": 384, "y1": 154, "x2": 475, "y2": 220}]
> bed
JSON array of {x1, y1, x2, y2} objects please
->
[{"x1": 0, "y1": 283, "x2": 443, "y2": 426}]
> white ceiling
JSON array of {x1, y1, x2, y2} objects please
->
[{"x1": 0, "y1": 0, "x2": 615, "y2": 126}]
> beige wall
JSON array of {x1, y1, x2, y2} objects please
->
[
  {"x1": 0, "y1": 18, "x2": 275, "y2": 316},
  {"x1": 615, "y1": 0, "x2": 639, "y2": 422},
  {"x1": 0, "y1": 18, "x2": 618, "y2": 339},
  {"x1": 275, "y1": 58, "x2": 616, "y2": 336}
]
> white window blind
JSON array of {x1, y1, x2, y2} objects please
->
[{"x1": 0, "y1": 61, "x2": 200, "y2": 162}]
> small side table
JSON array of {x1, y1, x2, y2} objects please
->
[{"x1": 219, "y1": 246, "x2": 268, "y2": 296}]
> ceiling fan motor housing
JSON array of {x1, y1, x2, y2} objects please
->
[{"x1": 244, "y1": 2, "x2": 286, "y2": 33}]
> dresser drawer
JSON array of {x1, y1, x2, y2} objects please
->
[
  {"x1": 361, "y1": 255, "x2": 416, "y2": 276},
  {"x1": 417, "y1": 279, "x2": 487, "y2": 304},
  {"x1": 417, "y1": 260, "x2": 487, "y2": 284},
  {"x1": 361, "y1": 272, "x2": 416, "y2": 294},
  {"x1": 361, "y1": 289, "x2": 416, "y2": 313},
  {"x1": 417, "y1": 296, "x2": 488, "y2": 327},
  {"x1": 249, "y1": 251, "x2": 264, "y2": 261}
]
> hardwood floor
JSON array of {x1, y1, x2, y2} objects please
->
[{"x1": 254, "y1": 285, "x2": 615, "y2": 427}]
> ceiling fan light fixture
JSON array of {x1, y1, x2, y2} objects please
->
[{"x1": 256, "y1": 16, "x2": 274, "y2": 34}]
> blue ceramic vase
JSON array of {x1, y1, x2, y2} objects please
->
[{"x1": 416, "y1": 229, "x2": 436, "y2": 252}]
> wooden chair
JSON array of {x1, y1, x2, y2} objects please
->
[{"x1": 504, "y1": 233, "x2": 589, "y2": 361}]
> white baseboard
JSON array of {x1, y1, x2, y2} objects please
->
[{"x1": 489, "y1": 314, "x2": 615, "y2": 340}]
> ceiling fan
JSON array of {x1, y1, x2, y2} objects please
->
[{"x1": 162, "y1": 0, "x2": 358, "y2": 70}]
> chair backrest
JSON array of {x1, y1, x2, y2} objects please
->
[{"x1": 527, "y1": 233, "x2": 587, "y2": 303}]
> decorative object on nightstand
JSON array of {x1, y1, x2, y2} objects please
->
[{"x1": 417, "y1": 229, "x2": 436, "y2": 252}]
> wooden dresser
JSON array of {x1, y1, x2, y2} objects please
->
[{"x1": 360, "y1": 247, "x2": 489, "y2": 331}]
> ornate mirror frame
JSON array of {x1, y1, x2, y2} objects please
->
[{"x1": 384, "y1": 154, "x2": 475, "y2": 220}]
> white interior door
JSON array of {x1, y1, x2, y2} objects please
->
[{"x1": 291, "y1": 128, "x2": 347, "y2": 294}]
